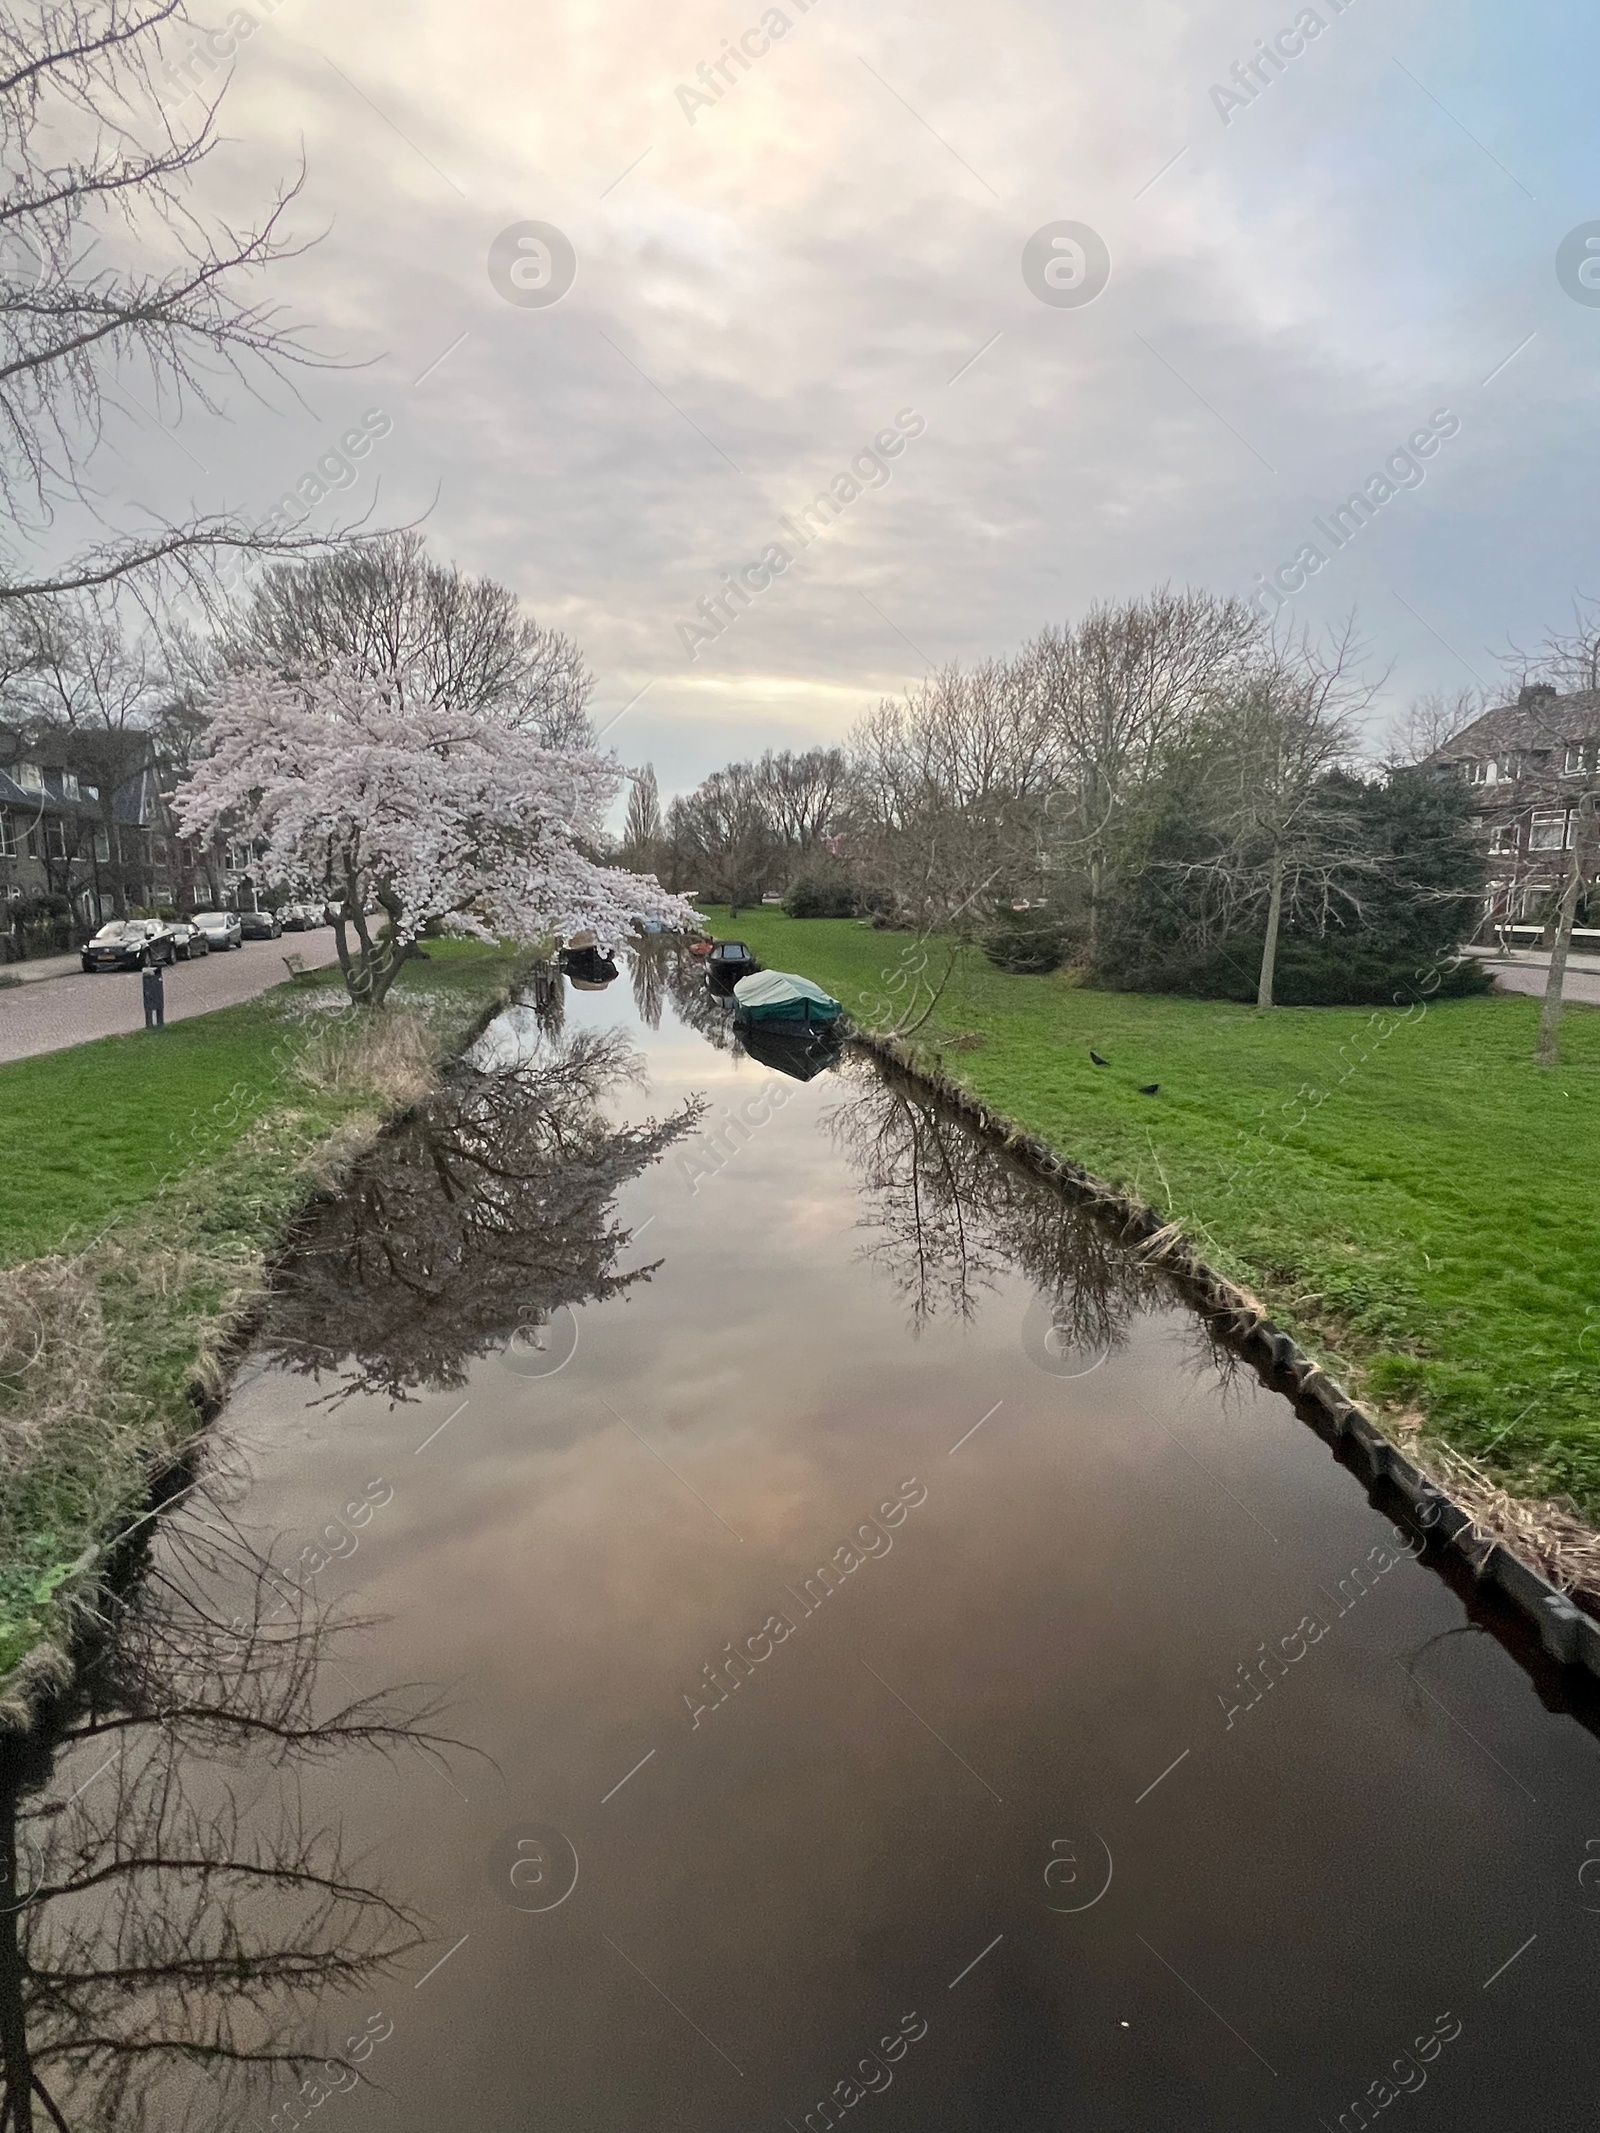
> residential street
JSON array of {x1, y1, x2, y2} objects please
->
[
  {"x1": 1480, "y1": 951, "x2": 1600, "y2": 1007},
  {"x1": 0, "y1": 933, "x2": 340, "y2": 1064}
]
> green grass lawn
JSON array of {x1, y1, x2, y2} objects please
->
[
  {"x1": 0, "y1": 939, "x2": 525, "y2": 1270},
  {"x1": 722, "y1": 911, "x2": 1600, "y2": 1517},
  {"x1": 0, "y1": 940, "x2": 533, "y2": 1692}
]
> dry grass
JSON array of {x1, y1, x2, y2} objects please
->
[
  {"x1": 0, "y1": 1258, "x2": 141, "y2": 1696},
  {"x1": 1392, "y1": 1414, "x2": 1600, "y2": 1602},
  {"x1": 291, "y1": 1005, "x2": 440, "y2": 1110}
]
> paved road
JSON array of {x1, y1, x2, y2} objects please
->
[
  {"x1": 1482, "y1": 958, "x2": 1600, "y2": 1006},
  {"x1": 0, "y1": 932, "x2": 341, "y2": 1065}
]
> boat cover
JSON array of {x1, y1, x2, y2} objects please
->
[{"x1": 731, "y1": 969, "x2": 842, "y2": 1020}]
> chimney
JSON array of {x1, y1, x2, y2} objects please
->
[{"x1": 1517, "y1": 683, "x2": 1557, "y2": 706}]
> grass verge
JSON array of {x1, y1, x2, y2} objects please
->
[
  {"x1": 0, "y1": 941, "x2": 534, "y2": 1709},
  {"x1": 722, "y1": 912, "x2": 1600, "y2": 1532}
]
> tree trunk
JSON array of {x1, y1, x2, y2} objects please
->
[
  {"x1": 1257, "y1": 846, "x2": 1285, "y2": 1009},
  {"x1": 1536, "y1": 795, "x2": 1597, "y2": 1068},
  {"x1": 331, "y1": 877, "x2": 417, "y2": 1007}
]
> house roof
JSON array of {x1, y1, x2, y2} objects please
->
[{"x1": 1424, "y1": 686, "x2": 1600, "y2": 765}]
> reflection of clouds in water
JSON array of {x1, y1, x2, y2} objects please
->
[{"x1": 467, "y1": 1003, "x2": 548, "y2": 1073}]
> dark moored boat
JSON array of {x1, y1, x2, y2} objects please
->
[{"x1": 705, "y1": 939, "x2": 759, "y2": 992}]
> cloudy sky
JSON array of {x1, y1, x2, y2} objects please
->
[{"x1": 112, "y1": 0, "x2": 1600, "y2": 797}]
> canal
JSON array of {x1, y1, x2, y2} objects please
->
[{"x1": 5, "y1": 946, "x2": 1598, "y2": 2129}]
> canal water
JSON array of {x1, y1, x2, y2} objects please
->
[{"x1": 6, "y1": 947, "x2": 1599, "y2": 2130}]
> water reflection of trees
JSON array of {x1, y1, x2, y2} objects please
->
[
  {"x1": 0, "y1": 1501, "x2": 457, "y2": 2132},
  {"x1": 654, "y1": 942, "x2": 737, "y2": 1051},
  {"x1": 262, "y1": 1027, "x2": 702, "y2": 1405},
  {"x1": 624, "y1": 940, "x2": 666, "y2": 1031},
  {"x1": 825, "y1": 1060, "x2": 1168, "y2": 1351}
]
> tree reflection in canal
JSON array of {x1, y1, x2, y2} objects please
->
[
  {"x1": 0, "y1": 1502, "x2": 458, "y2": 2133},
  {"x1": 826, "y1": 1062, "x2": 1172, "y2": 1356},
  {"x1": 261, "y1": 1025, "x2": 703, "y2": 1407}
]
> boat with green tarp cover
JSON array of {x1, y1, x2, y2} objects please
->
[{"x1": 731, "y1": 968, "x2": 844, "y2": 1026}]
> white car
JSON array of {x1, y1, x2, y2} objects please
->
[{"x1": 191, "y1": 909, "x2": 243, "y2": 950}]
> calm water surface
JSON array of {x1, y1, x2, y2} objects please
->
[{"x1": 8, "y1": 948, "x2": 1600, "y2": 2130}]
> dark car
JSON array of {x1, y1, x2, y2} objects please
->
[
  {"x1": 166, "y1": 920, "x2": 211, "y2": 960},
  {"x1": 80, "y1": 919, "x2": 178, "y2": 973},
  {"x1": 239, "y1": 909, "x2": 283, "y2": 940},
  {"x1": 279, "y1": 903, "x2": 322, "y2": 932}
]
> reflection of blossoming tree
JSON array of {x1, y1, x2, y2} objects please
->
[
  {"x1": 0, "y1": 1505, "x2": 461, "y2": 2132},
  {"x1": 262, "y1": 1029, "x2": 702, "y2": 1404},
  {"x1": 824, "y1": 1059, "x2": 1167, "y2": 1348}
]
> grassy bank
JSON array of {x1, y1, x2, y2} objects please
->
[
  {"x1": 725, "y1": 912, "x2": 1600, "y2": 1526},
  {"x1": 0, "y1": 942, "x2": 533, "y2": 1704}
]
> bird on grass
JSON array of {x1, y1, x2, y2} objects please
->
[
  {"x1": 1089, "y1": 1049, "x2": 1110, "y2": 1066},
  {"x1": 1138, "y1": 1082, "x2": 1160, "y2": 1096}
]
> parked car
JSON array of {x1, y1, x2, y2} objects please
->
[
  {"x1": 80, "y1": 919, "x2": 178, "y2": 973},
  {"x1": 192, "y1": 909, "x2": 243, "y2": 951},
  {"x1": 166, "y1": 920, "x2": 211, "y2": 960},
  {"x1": 279, "y1": 903, "x2": 324, "y2": 932},
  {"x1": 238, "y1": 909, "x2": 283, "y2": 940}
]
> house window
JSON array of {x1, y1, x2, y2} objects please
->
[
  {"x1": 44, "y1": 819, "x2": 69, "y2": 862},
  {"x1": 1563, "y1": 739, "x2": 1599, "y2": 776},
  {"x1": 0, "y1": 814, "x2": 13, "y2": 859},
  {"x1": 229, "y1": 843, "x2": 251, "y2": 872},
  {"x1": 1462, "y1": 759, "x2": 1488, "y2": 784},
  {"x1": 13, "y1": 762, "x2": 42, "y2": 794},
  {"x1": 93, "y1": 828, "x2": 110, "y2": 864},
  {"x1": 1488, "y1": 822, "x2": 1519, "y2": 855},
  {"x1": 1530, "y1": 811, "x2": 1569, "y2": 852},
  {"x1": 60, "y1": 771, "x2": 79, "y2": 800}
]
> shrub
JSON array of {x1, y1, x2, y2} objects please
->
[
  {"x1": 785, "y1": 868, "x2": 861, "y2": 919},
  {"x1": 979, "y1": 905, "x2": 1073, "y2": 974}
]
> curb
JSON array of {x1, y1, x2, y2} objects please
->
[{"x1": 850, "y1": 1025, "x2": 1600, "y2": 1684}]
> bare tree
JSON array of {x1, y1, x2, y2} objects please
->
[
  {"x1": 848, "y1": 659, "x2": 1053, "y2": 927},
  {"x1": 1496, "y1": 599, "x2": 1600, "y2": 1055},
  {"x1": 621, "y1": 762, "x2": 662, "y2": 874},
  {"x1": 1385, "y1": 686, "x2": 1483, "y2": 767},
  {"x1": 224, "y1": 535, "x2": 595, "y2": 746},
  {"x1": 1506, "y1": 590, "x2": 1600, "y2": 697},
  {"x1": 1192, "y1": 619, "x2": 1372, "y2": 1008},
  {"x1": 663, "y1": 763, "x2": 782, "y2": 908},
  {"x1": 1536, "y1": 790, "x2": 1598, "y2": 1068},
  {"x1": 1021, "y1": 588, "x2": 1265, "y2": 957},
  {"x1": 0, "y1": 0, "x2": 361, "y2": 607},
  {"x1": 755, "y1": 746, "x2": 849, "y2": 853}
]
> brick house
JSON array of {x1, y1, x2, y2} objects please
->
[
  {"x1": 0, "y1": 726, "x2": 246, "y2": 956},
  {"x1": 1423, "y1": 684, "x2": 1600, "y2": 948}
]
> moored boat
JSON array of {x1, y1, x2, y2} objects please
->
[
  {"x1": 730, "y1": 969, "x2": 844, "y2": 1026},
  {"x1": 706, "y1": 940, "x2": 759, "y2": 991}
]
